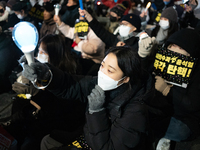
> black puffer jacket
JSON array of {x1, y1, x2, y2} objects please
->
[{"x1": 47, "y1": 65, "x2": 154, "y2": 150}]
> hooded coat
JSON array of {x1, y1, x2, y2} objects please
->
[{"x1": 143, "y1": 28, "x2": 200, "y2": 140}]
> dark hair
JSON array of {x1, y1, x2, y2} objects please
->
[
  {"x1": 130, "y1": 0, "x2": 148, "y2": 7},
  {"x1": 106, "y1": 46, "x2": 144, "y2": 86},
  {"x1": 0, "y1": 1, "x2": 6, "y2": 9},
  {"x1": 166, "y1": 19, "x2": 179, "y2": 40},
  {"x1": 39, "y1": 34, "x2": 78, "y2": 74},
  {"x1": 151, "y1": 19, "x2": 179, "y2": 43}
]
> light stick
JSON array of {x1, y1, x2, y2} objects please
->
[
  {"x1": 79, "y1": 0, "x2": 84, "y2": 17},
  {"x1": 54, "y1": 4, "x2": 61, "y2": 16},
  {"x1": 12, "y1": 21, "x2": 38, "y2": 66},
  {"x1": 145, "y1": 2, "x2": 151, "y2": 12}
]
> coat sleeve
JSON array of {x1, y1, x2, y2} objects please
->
[
  {"x1": 170, "y1": 71, "x2": 200, "y2": 113},
  {"x1": 58, "y1": 22, "x2": 75, "y2": 39},
  {"x1": 0, "y1": 10, "x2": 9, "y2": 22},
  {"x1": 88, "y1": 18, "x2": 118, "y2": 47},
  {"x1": 77, "y1": 28, "x2": 105, "y2": 56},
  {"x1": 84, "y1": 102, "x2": 147, "y2": 150},
  {"x1": 46, "y1": 64, "x2": 93, "y2": 103}
]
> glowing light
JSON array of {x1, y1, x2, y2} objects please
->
[
  {"x1": 182, "y1": 0, "x2": 189, "y2": 4},
  {"x1": 145, "y1": 2, "x2": 151, "y2": 12},
  {"x1": 12, "y1": 21, "x2": 38, "y2": 65},
  {"x1": 12, "y1": 21, "x2": 38, "y2": 53},
  {"x1": 97, "y1": 1, "x2": 101, "y2": 5},
  {"x1": 21, "y1": 45, "x2": 36, "y2": 53}
]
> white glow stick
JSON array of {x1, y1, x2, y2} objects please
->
[
  {"x1": 54, "y1": 4, "x2": 61, "y2": 16},
  {"x1": 145, "y1": 2, "x2": 151, "y2": 12}
]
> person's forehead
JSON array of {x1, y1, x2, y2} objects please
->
[
  {"x1": 160, "y1": 17, "x2": 168, "y2": 20},
  {"x1": 14, "y1": 11, "x2": 21, "y2": 14},
  {"x1": 121, "y1": 20, "x2": 134, "y2": 27},
  {"x1": 121, "y1": 20, "x2": 129, "y2": 24},
  {"x1": 110, "y1": 11, "x2": 118, "y2": 17},
  {"x1": 103, "y1": 53, "x2": 119, "y2": 67}
]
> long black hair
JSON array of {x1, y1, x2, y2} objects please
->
[{"x1": 39, "y1": 34, "x2": 78, "y2": 74}]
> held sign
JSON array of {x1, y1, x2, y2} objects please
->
[{"x1": 153, "y1": 46, "x2": 198, "y2": 88}]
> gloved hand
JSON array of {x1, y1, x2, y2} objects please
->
[
  {"x1": 155, "y1": 76, "x2": 173, "y2": 96},
  {"x1": 18, "y1": 55, "x2": 27, "y2": 64},
  {"x1": 18, "y1": 55, "x2": 40, "y2": 64},
  {"x1": 22, "y1": 62, "x2": 51, "y2": 86},
  {"x1": 12, "y1": 82, "x2": 39, "y2": 96},
  {"x1": 138, "y1": 36, "x2": 156, "y2": 58},
  {"x1": 87, "y1": 85, "x2": 105, "y2": 114}
]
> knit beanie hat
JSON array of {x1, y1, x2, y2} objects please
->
[
  {"x1": 43, "y1": 2, "x2": 55, "y2": 16},
  {"x1": 7, "y1": 0, "x2": 16, "y2": 9},
  {"x1": 110, "y1": 1, "x2": 128, "y2": 18},
  {"x1": 161, "y1": 6, "x2": 178, "y2": 23},
  {"x1": 12, "y1": 1, "x2": 27, "y2": 11},
  {"x1": 165, "y1": 28, "x2": 200, "y2": 58},
  {"x1": 43, "y1": 2, "x2": 54, "y2": 12},
  {"x1": 121, "y1": 14, "x2": 141, "y2": 32}
]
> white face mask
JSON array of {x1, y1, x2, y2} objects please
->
[
  {"x1": 119, "y1": 25, "x2": 131, "y2": 37},
  {"x1": 97, "y1": 70, "x2": 126, "y2": 91},
  {"x1": 159, "y1": 20, "x2": 170, "y2": 30},
  {"x1": 17, "y1": 14, "x2": 23, "y2": 19},
  {"x1": 37, "y1": 53, "x2": 49, "y2": 63}
]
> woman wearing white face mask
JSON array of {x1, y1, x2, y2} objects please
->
[
  {"x1": 21, "y1": 46, "x2": 155, "y2": 150},
  {"x1": 151, "y1": 6, "x2": 179, "y2": 45},
  {"x1": 37, "y1": 34, "x2": 79, "y2": 74}
]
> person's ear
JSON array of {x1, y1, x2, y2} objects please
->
[
  {"x1": 130, "y1": 26, "x2": 136, "y2": 33},
  {"x1": 117, "y1": 16, "x2": 121, "y2": 20},
  {"x1": 21, "y1": 10, "x2": 25, "y2": 15},
  {"x1": 123, "y1": 76, "x2": 130, "y2": 83}
]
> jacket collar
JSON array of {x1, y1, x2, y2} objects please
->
[
  {"x1": 118, "y1": 32, "x2": 135, "y2": 42},
  {"x1": 118, "y1": 31, "x2": 141, "y2": 42},
  {"x1": 90, "y1": 74, "x2": 153, "y2": 119},
  {"x1": 44, "y1": 18, "x2": 55, "y2": 25},
  {"x1": 106, "y1": 82, "x2": 143, "y2": 119}
]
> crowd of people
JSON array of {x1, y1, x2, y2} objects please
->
[{"x1": 0, "y1": 0, "x2": 200, "y2": 150}]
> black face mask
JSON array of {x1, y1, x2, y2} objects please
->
[
  {"x1": 110, "y1": 15, "x2": 117, "y2": 22},
  {"x1": 0, "y1": 9, "x2": 4, "y2": 13}
]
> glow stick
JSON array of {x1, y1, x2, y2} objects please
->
[
  {"x1": 145, "y1": 2, "x2": 151, "y2": 12},
  {"x1": 79, "y1": 0, "x2": 84, "y2": 17},
  {"x1": 54, "y1": 4, "x2": 61, "y2": 16}
]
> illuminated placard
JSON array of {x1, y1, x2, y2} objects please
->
[
  {"x1": 153, "y1": 46, "x2": 198, "y2": 88},
  {"x1": 74, "y1": 19, "x2": 89, "y2": 40}
]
